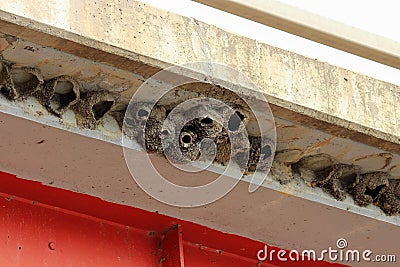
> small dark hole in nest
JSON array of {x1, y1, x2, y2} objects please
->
[
  {"x1": 138, "y1": 109, "x2": 149, "y2": 117},
  {"x1": 50, "y1": 81, "x2": 76, "y2": 111},
  {"x1": 61, "y1": 92, "x2": 75, "y2": 105},
  {"x1": 92, "y1": 100, "x2": 113, "y2": 120},
  {"x1": 0, "y1": 87, "x2": 11, "y2": 98},
  {"x1": 181, "y1": 134, "x2": 192, "y2": 144},
  {"x1": 200, "y1": 117, "x2": 213, "y2": 125},
  {"x1": 228, "y1": 111, "x2": 245, "y2": 131},
  {"x1": 50, "y1": 92, "x2": 76, "y2": 111},
  {"x1": 366, "y1": 184, "x2": 386, "y2": 199},
  {"x1": 339, "y1": 173, "x2": 357, "y2": 188}
]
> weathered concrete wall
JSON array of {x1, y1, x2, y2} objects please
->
[{"x1": 0, "y1": 0, "x2": 399, "y2": 149}]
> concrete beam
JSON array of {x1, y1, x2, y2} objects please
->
[
  {"x1": 193, "y1": 0, "x2": 400, "y2": 69},
  {"x1": 0, "y1": 0, "x2": 399, "y2": 151}
]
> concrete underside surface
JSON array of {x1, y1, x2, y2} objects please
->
[
  {"x1": 1, "y1": 110, "x2": 400, "y2": 267},
  {"x1": 0, "y1": 1, "x2": 399, "y2": 266}
]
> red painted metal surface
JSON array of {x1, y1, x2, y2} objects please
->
[
  {"x1": 0, "y1": 171, "x2": 345, "y2": 266},
  {"x1": 0, "y1": 194, "x2": 160, "y2": 266},
  {"x1": 160, "y1": 225, "x2": 185, "y2": 266}
]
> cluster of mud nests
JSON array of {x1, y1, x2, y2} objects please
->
[
  {"x1": 0, "y1": 59, "x2": 276, "y2": 173},
  {"x1": 0, "y1": 60, "x2": 116, "y2": 129},
  {"x1": 288, "y1": 153, "x2": 400, "y2": 215},
  {"x1": 123, "y1": 101, "x2": 274, "y2": 172},
  {"x1": 1, "y1": 59, "x2": 399, "y2": 216}
]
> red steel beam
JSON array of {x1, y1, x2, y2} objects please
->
[
  {"x1": 0, "y1": 193, "x2": 160, "y2": 266},
  {"x1": 0, "y1": 171, "x2": 343, "y2": 266},
  {"x1": 160, "y1": 225, "x2": 185, "y2": 267}
]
